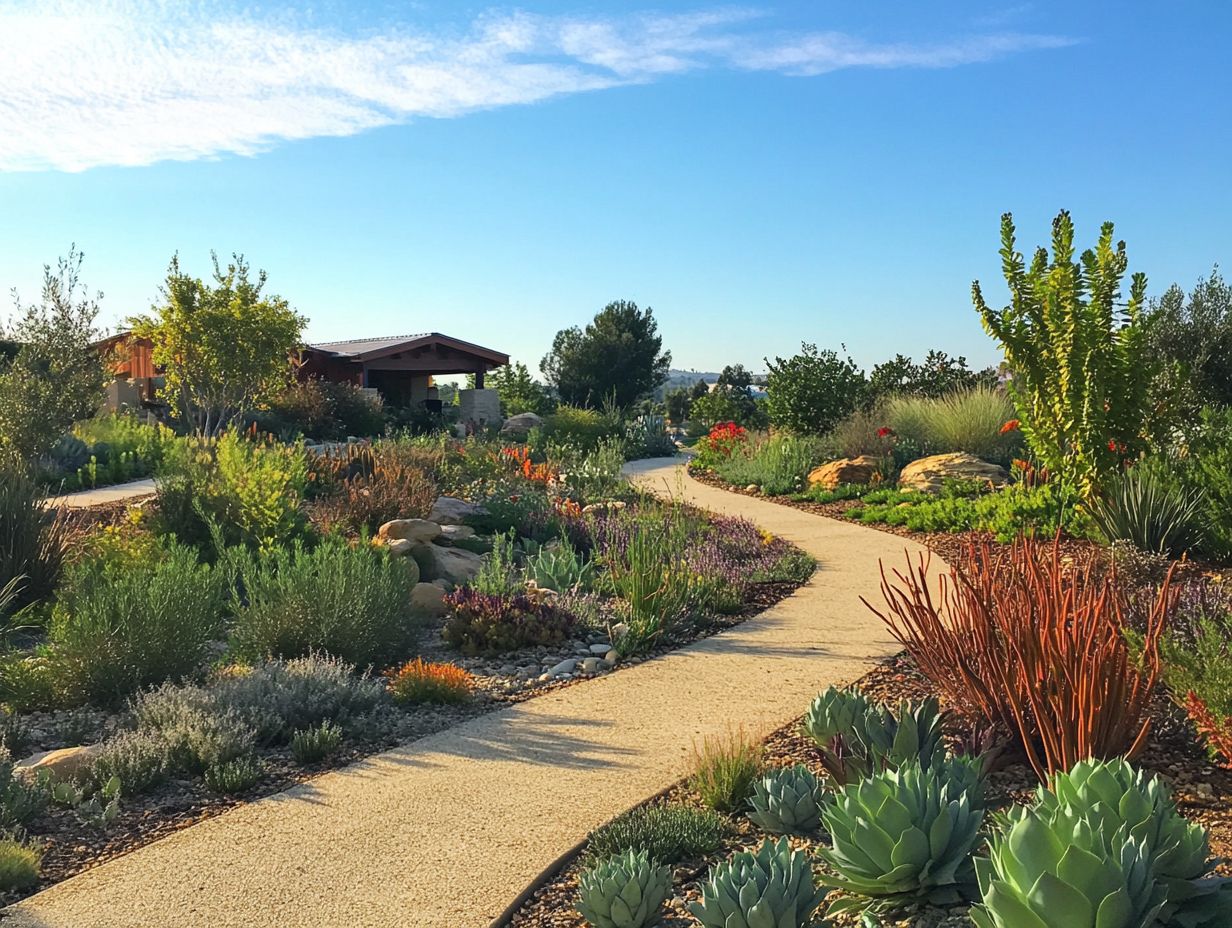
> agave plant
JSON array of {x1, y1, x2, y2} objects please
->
[
  {"x1": 577, "y1": 848, "x2": 671, "y2": 928},
  {"x1": 817, "y1": 758, "x2": 984, "y2": 916},
  {"x1": 972, "y1": 803, "x2": 1167, "y2": 928},
  {"x1": 799, "y1": 686, "x2": 943, "y2": 784},
  {"x1": 690, "y1": 837, "x2": 827, "y2": 928},
  {"x1": 1033, "y1": 759, "x2": 1232, "y2": 926},
  {"x1": 746, "y1": 764, "x2": 823, "y2": 835}
]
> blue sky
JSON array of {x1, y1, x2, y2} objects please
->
[{"x1": 1, "y1": 1, "x2": 1228, "y2": 375}]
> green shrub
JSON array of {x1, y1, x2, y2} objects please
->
[
  {"x1": 131, "y1": 684, "x2": 256, "y2": 774},
  {"x1": 470, "y1": 529, "x2": 520, "y2": 596},
  {"x1": 442, "y1": 588, "x2": 575, "y2": 656},
  {"x1": 290, "y1": 720, "x2": 343, "y2": 764},
  {"x1": 1088, "y1": 459, "x2": 1207, "y2": 557},
  {"x1": 1171, "y1": 406, "x2": 1232, "y2": 560},
  {"x1": 0, "y1": 461, "x2": 69, "y2": 607},
  {"x1": 553, "y1": 437, "x2": 627, "y2": 504},
  {"x1": 712, "y1": 434, "x2": 827, "y2": 495},
  {"x1": 1158, "y1": 593, "x2": 1232, "y2": 763},
  {"x1": 974, "y1": 211, "x2": 1157, "y2": 496},
  {"x1": 0, "y1": 749, "x2": 49, "y2": 829},
  {"x1": 852, "y1": 480, "x2": 1086, "y2": 542},
  {"x1": 689, "y1": 727, "x2": 763, "y2": 813},
  {"x1": 796, "y1": 482, "x2": 875, "y2": 504},
  {"x1": 586, "y1": 802, "x2": 728, "y2": 865},
  {"x1": 91, "y1": 729, "x2": 170, "y2": 794},
  {"x1": 209, "y1": 655, "x2": 385, "y2": 745},
  {"x1": 819, "y1": 758, "x2": 984, "y2": 916},
  {"x1": 203, "y1": 756, "x2": 262, "y2": 795},
  {"x1": 765, "y1": 342, "x2": 867, "y2": 435},
  {"x1": 48, "y1": 541, "x2": 226, "y2": 706},
  {"x1": 230, "y1": 539, "x2": 420, "y2": 667},
  {"x1": 0, "y1": 837, "x2": 40, "y2": 891},
  {"x1": 258, "y1": 379, "x2": 385, "y2": 441},
  {"x1": 154, "y1": 432, "x2": 311, "y2": 552},
  {"x1": 543, "y1": 405, "x2": 619, "y2": 451},
  {"x1": 884, "y1": 386, "x2": 1022, "y2": 466},
  {"x1": 691, "y1": 837, "x2": 826, "y2": 928}
]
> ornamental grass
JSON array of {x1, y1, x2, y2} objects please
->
[
  {"x1": 863, "y1": 534, "x2": 1177, "y2": 778},
  {"x1": 386, "y1": 658, "x2": 474, "y2": 705}
]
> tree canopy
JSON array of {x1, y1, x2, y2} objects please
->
[
  {"x1": 541, "y1": 300, "x2": 671, "y2": 409},
  {"x1": 764, "y1": 343, "x2": 866, "y2": 435},
  {"x1": 0, "y1": 247, "x2": 106, "y2": 462},
  {"x1": 1145, "y1": 266, "x2": 1232, "y2": 414},
  {"x1": 468, "y1": 361, "x2": 557, "y2": 417},
  {"x1": 132, "y1": 254, "x2": 305, "y2": 436}
]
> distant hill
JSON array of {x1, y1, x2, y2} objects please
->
[{"x1": 654, "y1": 369, "x2": 767, "y2": 400}]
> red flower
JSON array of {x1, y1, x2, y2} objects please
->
[
  {"x1": 877, "y1": 426, "x2": 893, "y2": 438},
  {"x1": 999, "y1": 419, "x2": 1020, "y2": 434}
]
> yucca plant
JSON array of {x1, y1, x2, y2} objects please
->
[
  {"x1": 1088, "y1": 461, "x2": 1207, "y2": 558},
  {"x1": 576, "y1": 848, "x2": 670, "y2": 928},
  {"x1": 746, "y1": 764, "x2": 823, "y2": 835},
  {"x1": 1033, "y1": 759, "x2": 1232, "y2": 926},
  {"x1": 691, "y1": 837, "x2": 827, "y2": 928},
  {"x1": 799, "y1": 686, "x2": 943, "y2": 785},
  {"x1": 818, "y1": 758, "x2": 984, "y2": 916}
]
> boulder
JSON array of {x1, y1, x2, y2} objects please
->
[
  {"x1": 378, "y1": 518, "x2": 442, "y2": 544},
  {"x1": 438, "y1": 524, "x2": 476, "y2": 544},
  {"x1": 384, "y1": 538, "x2": 415, "y2": 558},
  {"x1": 410, "y1": 543, "x2": 484, "y2": 588},
  {"x1": 581, "y1": 500, "x2": 628, "y2": 514},
  {"x1": 897, "y1": 452, "x2": 1009, "y2": 495},
  {"x1": 15, "y1": 744, "x2": 103, "y2": 783},
  {"x1": 427, "y1": 496, "x2": 486, "y2": 526},
  {"x1": 409, "y1": 581, "x2": 448, "y2": 618},
  {"x1": 499, "y1": 412, "x2": 544, "y2": 439},
  {"x1": 807, "y1": 455, "x2": 883, "y2": 490}
]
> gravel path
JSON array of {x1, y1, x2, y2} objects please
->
[{"x1": 5, "y1": 458, "x2": 938, "y2": 928}]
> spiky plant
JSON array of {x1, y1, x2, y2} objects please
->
[
  {"x1": 691, "y1": 837, "x2": 827, "y2": 928},
  {"x1": 576, "y1": 849, "x2": 670, "y2": 928},
  {"x1": 746, "y1": 764, "x2": 823, "y2": 835}
]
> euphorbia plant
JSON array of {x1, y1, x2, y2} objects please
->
[{"x1": 973, "y1": 211, "x2": 1158, "y2": 498}]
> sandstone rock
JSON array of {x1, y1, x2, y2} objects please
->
[
  {"x1": 807, "y1": 455, "x2": 883, "y2": 490},
  {"x1": 409, "y1": 581, "x2": 448, "y2": 618},
  {"x1": 581, "y1": 500, "x2": 628, "y2": 514},
  {"x1": 411, "y1": 544, "x2": 484, "y2": 588},
  {"x1": 15, "y1": 744, "x2": 103, "y2": 783},
  {"x1": 378, "y1": 518, "x2": 442, "y2": 544},
  {"x1": 897, "y1": 452, "x2": 1009, "y2": 495},
  {"x1": 427, "y1": 496, "x2": 486, "y2": 526},
  {"x1": 384, "y1": 538, "x2": 414, "y2": 557},
  {"x1": 499, "y1": 412, "x2": 544, "y2": 439}
]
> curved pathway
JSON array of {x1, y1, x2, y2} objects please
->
[{"x1": 5, "y1": 459, "x2": 938, "y2": 928}]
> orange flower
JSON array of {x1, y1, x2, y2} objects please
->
[
  {"x1": 999, "y1": 419, "x2": 1020, "y2": 434},
  {"x1": 386, "y1": 658, "x2": 473, "y2": 705}
]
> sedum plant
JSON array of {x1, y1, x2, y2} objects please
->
[
  {"x1": 799, "y1": 687, "x2": 943, "y2": 784},
  {"x1": 576, "y1": 848, "x2": 670, "y2": 928},
  {"x1": 691, "y1": 837, "x2": 827, "y2": 928},
  {"x1": 1033, "y1": 759, "x2": 1232, "y2": 926},
  {"x1": 746, "y1": 764, "x2": 823, "y2": 835},
  {"x1": 817, "y1": 758, "x2": 984, "y2": 916},
  {"x1": 586, "y1": 802, "x2": 728, "y2": 866}
]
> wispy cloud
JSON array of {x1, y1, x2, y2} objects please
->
[{"x1": 0, "y1": 2, "x2": 1075, "y2": 172}]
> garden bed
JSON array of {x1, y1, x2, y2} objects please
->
[{"x1": 507, "y1": 651, "x2": 1232, "y2": 928}]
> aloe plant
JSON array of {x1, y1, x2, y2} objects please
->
[
  {"x1": 799, "y1": 686, "x2": 943, "y2": 784},
  {"x1": 577, "y1": 848, "x2": 670, "y2": 928},
  {"x1": 746, "y1": 764, "x2": 823, "y2": 835},
  {"x1": 818, "y1": 758, "x2": 984, "y2": 916},
  {"x1": 691, "y1": 837, "x2": 826, "y2": 928}
]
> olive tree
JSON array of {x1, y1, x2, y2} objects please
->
[{"x1": 133, "y1": 254, "x2": 305, "y2": 436}]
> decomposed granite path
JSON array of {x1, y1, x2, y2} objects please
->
[
  {"x1": 4, "y1": 457, "x2": 942, "y2": 928},
  {"x1": 43, "y1": 477, "x2": 157, "y2": 510}
]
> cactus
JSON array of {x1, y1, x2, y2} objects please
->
[
  {"x1": 691, "y1": 837, "x2": 827, "y2": 928},
  {"x1": 746, "y1": 764, "x2": 823, "y2": 835},
  {"x1": 576, "y1": 848, "x2": 670, "y2": 928}
]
